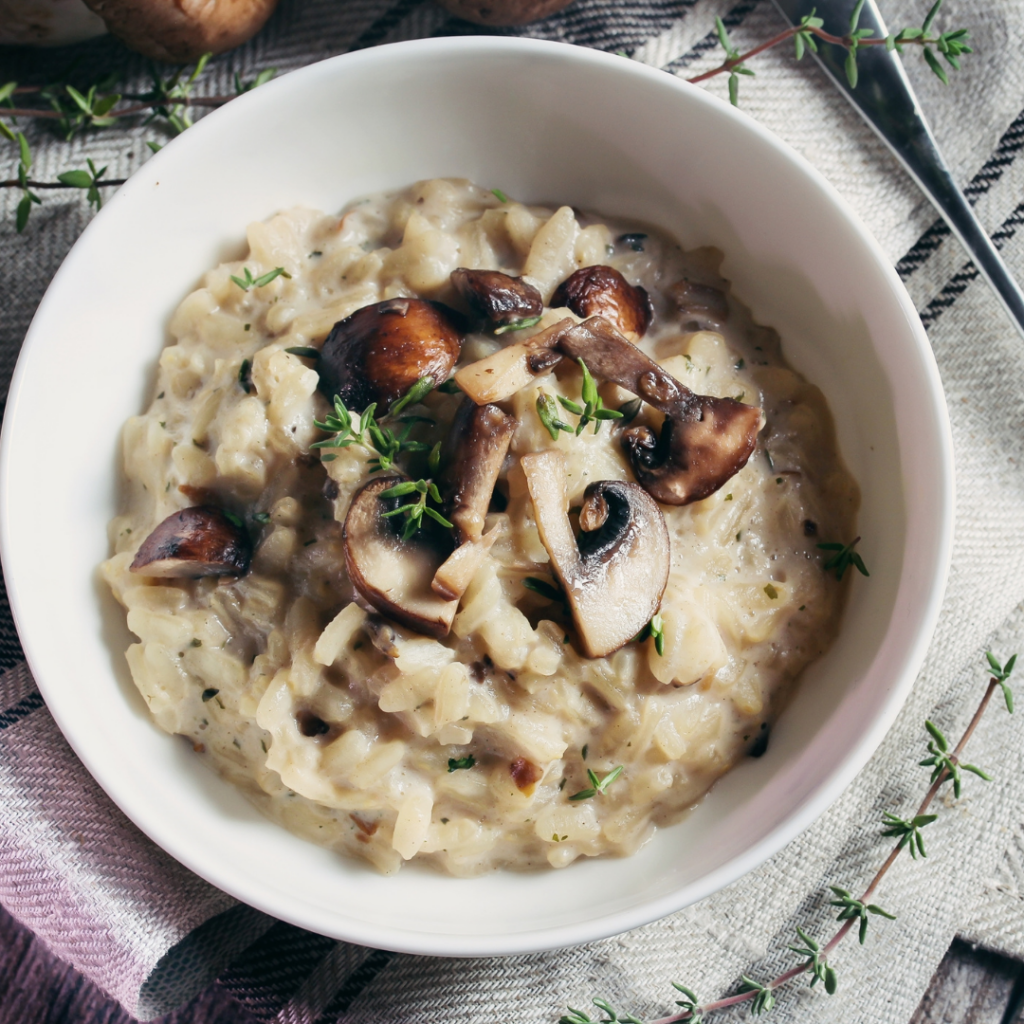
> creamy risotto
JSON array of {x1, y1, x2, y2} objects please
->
[{"x1": 103, "y1": 179, "x2": 859, "y2": 875}]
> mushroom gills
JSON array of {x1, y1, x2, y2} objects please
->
[
  {"x1": 453, "y1": 317, "x2": 573, "y2": 405},
  {"x1": 343, "y1": 477, "x2": 458, "y2": 639},
  {"x1": 558, "y1": 317, "x2": 763, "y2": 505},
  {"x1": 450, "y1": 268, "x2": 543, "y2": 326},
  {"x1": 318, "y1": 298, "x2": 463, "y2": 411},
  {"x1": 521, "y1": 451, "x2": 670, "y2": 658},
  {"x1": 129, "y1": 506, "x2": 251, "y2": 578}
]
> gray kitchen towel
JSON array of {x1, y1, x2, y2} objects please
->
[{"x1": 4, "y1": 0, "x2": 1024, "y2": 1020}]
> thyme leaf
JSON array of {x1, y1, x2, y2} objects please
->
[
  {"x1": 568, "y1": 765, "x2": 624, "y2": 802},
  {"x1": 379, "y1": 478, "x2": 452, "y2": 540},
  {"x1": 230, "y1": 266, "x2": 291, "y2": 291},
  {"x1": 817, "y1": 536, "x2": 869, "y2": 581}
]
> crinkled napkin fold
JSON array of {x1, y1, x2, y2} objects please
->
[{"x1": 4, "y1": 0, "x2": 1024, "y2": 1021}]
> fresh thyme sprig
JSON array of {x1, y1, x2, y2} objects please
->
[
  {"x1": 828, "y1": 887, "x2": 896, "y2": 944},
  {"x1": 311, "y1": 376, "x2": 436, "y2": 470},
  {"x1": 786, "y1": 928, "x2": 837, "y2": 994},
  {"x1": 687, "y1": 0, "x2": 970, "y2": 106},
  {"x1": 379, "y1": 478, "x2": 453, "y2": 540},
  {"x1": 539, "y1": 359, "x2": 624, "y2": 438},
  {"x1": 737, "y1": 977, "x2": 775, "y2": 1016},
  {"x1": 568, "y1": 765, "x2": 624, "y2": 802},
  {"x1": 714, "y1": 17, "x2": 756, "y2": 107},
  {"x1": 670, "y1": 985, "x2": 703, "y2": 1024},
  {"x1": 230, "y1": 266, "x2": 291, "y2": 291},
  {"x1": 0, "y1": 54, "x2": 276, "y2": 231},
  {"x1": 817, "y1": 537, "x2": 869, "y2": 581},
  {"x1": 557, "y1": 649, "x2": 1018, "y2": 1023},
  {"x1": 987, "y1": 651, "x2": 1017, "y2": 712},
  {"x1": 562, "y1": 359, "x2": 624, "y2": 435},
  {"x1": 879, "y1": 811, "x2": 936, "y2": 859},
  {"x1": 561, "y1": 998, "x2": 644, "y2": 1024},
  {"x1": 537, "y1": 393, "x2": 574, "y2": 440},
  {"x1": 0, "y1": 2, "x2": 969, "y2": 230},
  {"x1": 919, "y1": 719, "x2": 991, "y2": 798}
]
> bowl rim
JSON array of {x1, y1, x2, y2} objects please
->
[{"x1": 0, "y1": 34, "x2": 954, "y2": 955}]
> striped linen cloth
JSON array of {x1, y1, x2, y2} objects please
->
[{"x1": 4, "y1": 0, "x2": 1024, "y2": 1019}]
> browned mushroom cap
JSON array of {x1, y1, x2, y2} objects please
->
[
  {"x1": 521, "y1": 451, "x2": 670, "y2": 658},
  {"x1": 129, "y1": 506, "x2": 251, "y2": 578},
  {"x1": 82, "y1": 0, "x2": 279, "y2": 63},
  {"x1": 454, "y1": 318, "x2": 573, "y2": 405},
  {"x1": 450, "y1": 268, "x2": 543, "y2": 327},
  {"x1": 441, "y1": 400, "x2": 516, "y2": 543},
  {"x1": 318, "y1": 298, "x2": 463, "y2": 410},
  {"x1": 343, "y1": 477, "x2": 458, "y2": 639},
  {"x1": 551, "y1": 266, "x2": 653, "y2": 338},
  {"x1": 557, "y1": 317, "x2": 761, "y2": 505}
]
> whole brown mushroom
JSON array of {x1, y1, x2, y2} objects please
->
[
  {"x1": 318, "y1": 298, "x2": 463, "y2": 412},
  {"x1": 434, "y1": 0, "x2": 573, "y2": 26},
  {"x1": 82, "y1": 0, "x2": 279, "y2": 63},
  {"x1": 552, "y1": 265, "x2": 652, "y2": 338}
]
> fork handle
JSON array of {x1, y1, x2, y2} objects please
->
[{"x1": 770, "y1": 0, "x2": 1024, "y2": 341}]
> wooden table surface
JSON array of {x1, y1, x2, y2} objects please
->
[{"x1": 1, "y1": 902, "x2": 1023, "y2": 1024}]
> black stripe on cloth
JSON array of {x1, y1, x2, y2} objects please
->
[
  {"x1": 661, "y1": 0, "x2": 761, "y2": 75},
  {"x1": 0, "y1": 399, "x2": 24, "y2": 671},
  {"x1": 896, "y1": 104, "x2": 1024, "y2": 280},
  {"x1": 918, "y1": 199, "x2": 1024, "y2": 330},
  {"x1": 218, "y1": 922, "x2": 337, "y2": 1023},
  {"x1": 348, "y1": 0, "x2": 427, "y2": 51},
  {"x1": 0, "y1": 579, "x2": 23, "y2": 673},
  {"x1": 319, "y1": 949, "x2": 394, "y2": 1021},
  {"x1": 0, "y1": 690, "x2": 44, "y2": 731}
]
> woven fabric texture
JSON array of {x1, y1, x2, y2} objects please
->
[{"x1": 3, "y1": 0, "x2": 1024, "y2": 1020}]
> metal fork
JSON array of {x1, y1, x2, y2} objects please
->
[{"x1": 770, "y1": 0, "x2": 1024, "y2": 341}]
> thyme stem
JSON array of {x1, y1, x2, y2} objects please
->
[
  {"x1": 685, "y1": 22, "x2": 953, "y2": 87},
  {"x1": 646, "y1": 672, "x2": 1005, "y2": 1024}
]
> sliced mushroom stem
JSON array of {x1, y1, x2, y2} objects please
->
[
  {"x1": 521, "y1": 451, "x2": 670, "y2": 658},
  {"x1": 453, "y1": 318, "x2": 574, "y2": 405},
  {"x1": 431, "y1": 523, "x2": 502, "y2": 601},
  {"x1": 441, "y1": 400, "x2": 516, "y2": 543},
  {"x1": 558, "y1": 317, "x2": 762, "y2": 505},
  {"x1": 129, "y1": 506, "x2": 251, "y2": 578},
  {"x1": 343, "y1": 477, "x2": 458, "y2": 638}
]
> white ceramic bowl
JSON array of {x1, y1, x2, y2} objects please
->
[{"x1": 0, "y1": 37, "x2": 952, "y2": 956}]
